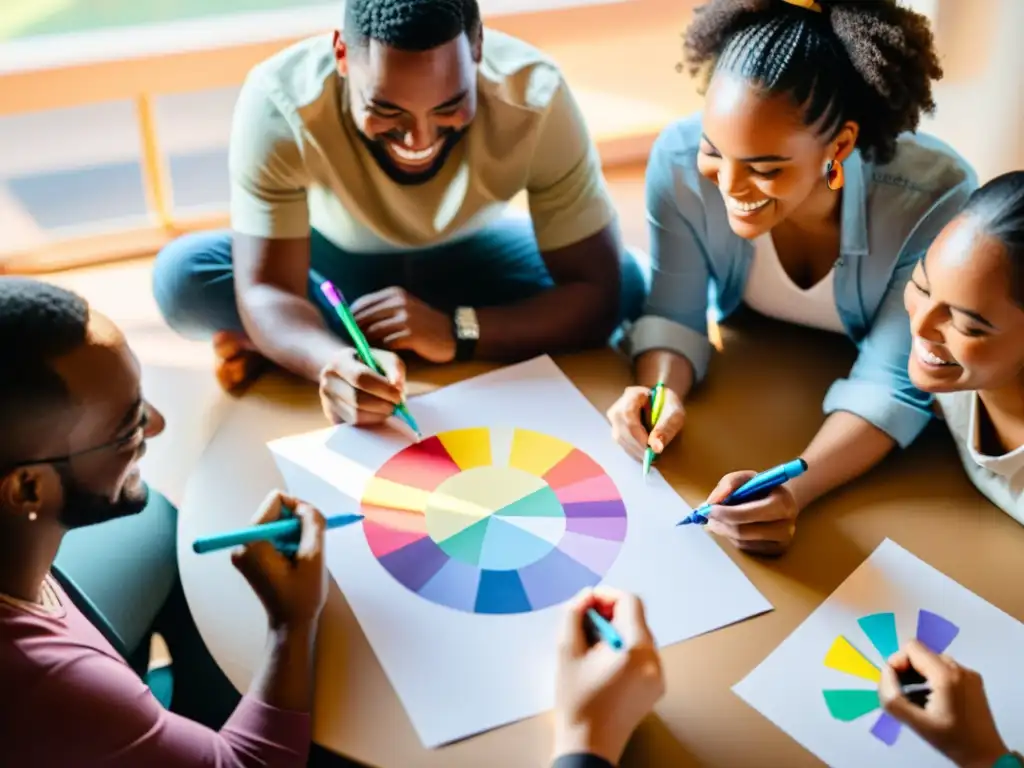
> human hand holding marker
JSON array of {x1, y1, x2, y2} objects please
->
[
  {"x1": 879, "y1": 641, "x2": 1011, "y2": 768},
  {"x1": 686, "y1": 459, "x2": 806, "y2": 556},
  {"x1": 318, "y1": 280, "x2": 421, "y2": 436},
  {"x1": 554, "y1": 588, "x2": 665, "y2": 766},
  {"x1": 319, "y1": 346, "x2": 407, "y2": 425},
  {"x1": 229, "y1": 491, "x2": 329, "y2": 631},
  {"x1": 606, "y1": 384, "x2": 685, "y2": 464}
]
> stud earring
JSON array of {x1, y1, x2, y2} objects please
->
[
  {"x1": 28, "y1": 511, "x2": 38, "y2": 522},
  {"x1": 826, "y1": 159, "x2": 845, "y2": 191}
]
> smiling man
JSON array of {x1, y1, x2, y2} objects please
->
[{"x1": 153, "y1": 0, "x2": 646, "y2": 426}]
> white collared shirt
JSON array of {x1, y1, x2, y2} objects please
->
[{"x1": 936, "y1": 390, "x2": 1024, "y2": 522}]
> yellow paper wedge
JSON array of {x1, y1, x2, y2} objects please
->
[{"x1": 824, "y1": 635, "x2": 881, "y2": 683}]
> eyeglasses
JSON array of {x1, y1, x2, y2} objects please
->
[{"x1": 2, "y1": 407, "x2": 151, "y2": 473}]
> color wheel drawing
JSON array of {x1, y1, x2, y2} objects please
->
[
  {"x1": 822, "y1": 610, "x2": 960, "y2": 746},
  {"x1": 360, "y1": 427, "x2": 627, "y2": 615}
]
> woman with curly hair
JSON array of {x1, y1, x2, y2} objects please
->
[{"x1": 607, "y1": 0, "x2": 977, "y2": 555}]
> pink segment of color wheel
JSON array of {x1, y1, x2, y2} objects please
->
[{"x1": 554, "y1": 474, "x2": 621, "y2": 505}]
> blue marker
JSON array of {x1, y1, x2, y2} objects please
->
[
  {"x1": 586, "y1": 608, "x2": 624, "y2": 651},
  {"x1": 193, "y1": 512, "x2": 364, "y2": 554},
  {"x1": 677, "y1": 458, "x2": 808, "y2": 526}
]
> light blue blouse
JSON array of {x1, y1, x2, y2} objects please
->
[{"x1": 629, "y1": 114, "x2": 977, "y2": 448}]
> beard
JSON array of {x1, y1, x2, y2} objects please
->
[
  {"x1": 358, "y1": 126, "x2": 466, "y2": 186},
  {"x1": 56, "y1": 462, "x2": 150, "y2": 530}
]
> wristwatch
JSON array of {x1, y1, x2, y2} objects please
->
[{"x1": 453, "y1": 306, "x2": 479, "y2": 362}]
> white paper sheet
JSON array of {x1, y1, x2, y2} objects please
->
[
  {"x1": 268, "y1": 355, "x2": 772, "y2": 748},
  {"x1": 734, "y1": 538, "x2": 1024, "y2": 767}
]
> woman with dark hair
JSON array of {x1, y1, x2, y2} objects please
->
[
  {"x1": 607, "y1": 0, "x2": 977, "y2": 555},
  {"x1": 904, "y1": 171, "x2": 1024, "y2": 519}
]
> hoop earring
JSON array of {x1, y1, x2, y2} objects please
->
[{"x1": 826, "y1": 160, "x2": 845, "y2": 191}]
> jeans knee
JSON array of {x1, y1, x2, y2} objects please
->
[
  {"x1": 151, "y1": 230, "x2": 232, "y2": 337},
  {"x1": 619, "y1": 247, "x2": 650, "y2": 323}
]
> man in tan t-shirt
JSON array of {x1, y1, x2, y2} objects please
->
[{"x1": 153, "y1": 0, "x2": 645, "y2": 427}]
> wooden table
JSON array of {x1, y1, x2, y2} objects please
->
[{"x1": 177, "y1": 313, "x2": 1024, "y2": 767}]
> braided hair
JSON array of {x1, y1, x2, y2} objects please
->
[
  {"x1": 682, "y1": 0, "x2": 942, "y2": 164},
  {"x1": 344, "y1": 0, "x2": 482, "y2": 52}
]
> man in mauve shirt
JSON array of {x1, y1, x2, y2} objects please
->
[
  {"x1": 0, "y1": 277, "x2": 666, "y2": 767},
  {"x1": 0, "y1": 277, "x2": 327, "y2": 766}
]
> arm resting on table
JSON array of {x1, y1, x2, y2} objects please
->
[
  {"x1": 788, "y1": 411, "x2": 896, "y2": 511},
  {"x1": 791, "y1": 249, "x2": 938, "y2": 507}
]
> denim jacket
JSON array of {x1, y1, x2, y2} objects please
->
[{"x1": 628, "y1": 114, "x2": 978, "y2": 448}]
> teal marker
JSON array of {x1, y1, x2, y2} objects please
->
[
  {"x1": 192, "y1": 512, "x2": 365, "y2": 554},
  {"x1": 586, "y1": 608, "x2": 624, "y2": 651},
  {"x1": 319, "y1": 280, "x2": 422, "y2": 439},
  {"x1": 643, "y1": 382, "x2": 666, "y2": 477}
]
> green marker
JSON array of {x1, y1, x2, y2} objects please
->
[
  {"x1": 319, "y1": 279, "x2": 422, "y2": 439},
  {"x1": 643, "y1": 381, "x2": 665, "y2": 477}
]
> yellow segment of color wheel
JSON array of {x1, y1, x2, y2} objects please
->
[
  {"x1": 508, "y1": 429, "x2": 574, "y2": 477},
  {"x1": 363, "y1": 476, "x2": 488, "y2": 519},
  {"x1": 437, "y1": 427, "x2": 492, "y2": 471}
]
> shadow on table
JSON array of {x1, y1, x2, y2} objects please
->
[
  {"x1": 309, "y1": 743, "x2": 377, "y2": 768},
  {"x1": 623, "y1": 713, "x2": 699, "y2": 766}
]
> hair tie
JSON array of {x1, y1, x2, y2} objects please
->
[{"x1": 781, "y1": 0, "x2": 823, "y2": 11}]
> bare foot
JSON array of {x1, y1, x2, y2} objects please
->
[{"x1": 212, "y1": 331, "x2": 271, "y2": 394}]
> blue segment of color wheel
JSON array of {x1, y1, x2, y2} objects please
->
[{"x1": 361, "y1": 427, "x2": 628, "y2": 614}]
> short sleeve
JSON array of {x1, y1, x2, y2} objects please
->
[
  {"x1": 228, "y1": 73, "x2": 311, "y2": 240},
  {"x1": 524, "y1": 77, "x2": 616, "y2": 252}
]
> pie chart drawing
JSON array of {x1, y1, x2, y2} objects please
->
[{"x1": 360, "y1": 427, "x2": 628, "y2": 614}]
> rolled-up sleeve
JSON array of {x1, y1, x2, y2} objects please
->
[
  {"x1": 823, "y1": 255, "x2": 931, "y2": 448},
  {"x1": 823, "y1": 177, "x2": 974, "y2": 448},
  {"x1": 628, "y1": 129, "x2": 715, "y2": 382}
]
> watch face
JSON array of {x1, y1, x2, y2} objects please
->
[{"x1": 456, "y1": 308, "x2": 479, "y2": 339}]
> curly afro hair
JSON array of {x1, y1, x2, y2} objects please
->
[
  {"x1": 343, "y1": 0, "x2": 481, "y2": 52},
  {"x1": 681, "y1": 0, "x2": 943, "y2": 165}
]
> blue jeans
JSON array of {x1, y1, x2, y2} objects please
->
[{"x1": 152, "y1": 218, "x2": 648, "y2": 343}]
